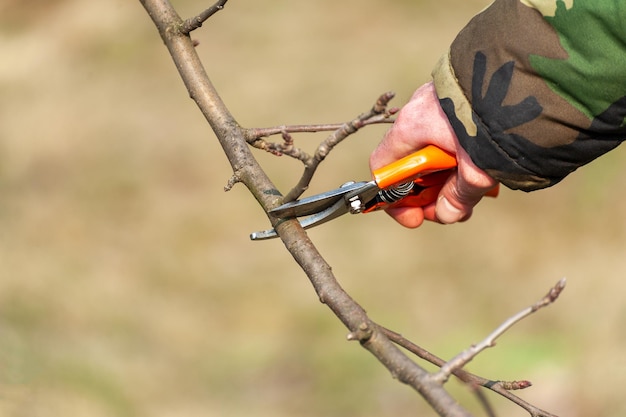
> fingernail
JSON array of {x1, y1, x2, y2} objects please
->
[{"x1": 436, "y1": 196, "x2": 464, "y2": 224}]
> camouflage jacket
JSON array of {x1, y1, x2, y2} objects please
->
[{"x1": 432, "y1": 0, "x2": 626, "y2": 191}]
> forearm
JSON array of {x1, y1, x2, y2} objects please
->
[{"x1": 433, "y1": 0, "x2": 626, "y2": 191}]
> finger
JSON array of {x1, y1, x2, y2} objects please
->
[
  {"x1": 435, "y1": 168, "x2": 497, "y2": 224},
  {"x1": 369, "y1": 120, "x2": 422, "y2": 170},
  {"x1": 370, "y1": 82, "x2": 452, "y2": 171},
  {"x1": 421, "y1": 202, "x2": 442, "y2": 224},
  {"x1": 384, "y1": 206, "x2": 426, "y2": 228},
  {"x1": 436, "y1": 193, "x2": 474, "y2": 224}
]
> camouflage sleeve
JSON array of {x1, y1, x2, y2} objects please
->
[{"x1": 432, "y1": 0, "x2": 626, "y2": 191}]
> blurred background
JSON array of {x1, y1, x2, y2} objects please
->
[{"x1": 1, "y1": 0, "x2": 626, "y2": 416}]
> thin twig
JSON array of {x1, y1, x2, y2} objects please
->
[
  {"x1": 434, "y1": 278, "x2": 566, "y2": 384},
  {"x1": 244, "y1": 111, "x2": 395, "y2": 191},
  {"x1": 282, "y1": 92, "x2": 397, "y2": 201},
  {"x1": 381, "y1": 279, "x2": 567, "y2": 417},
  {"x1": 380, "y1": 326, "x2": 529, "y2": 390},
  {"x1": 249, "y1": 130, "x2": 313, "y2": 163},
  {"x1": 180, "y1": 0, "x2": 229, "y2": 34},
  {"x1": 140, "y1": 2, "x2": 563, "y2": 416},
  {"x1": 244, "y1": 94, "x2": 397, "y2": 201},
  {"x1": 471, "y1": 388, "x2": 497, "y2": 417},
  {"x1": 224, "y1": 171, "x2": 242, "y2": 192},
  {"x1": 275, "y1": 221, "x2": 474, "y2": 417},
  {"x1": 381, "y1": 326, "x2": 559, "y2": 417},
  {"x1": 141, "y1": 4, "x2": 474, "y2": 414},
  {"x1": 245, "y1": 116, "x2": 395, "y2": 140}
]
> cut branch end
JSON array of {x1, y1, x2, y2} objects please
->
[{"x1": 181, "y1": 0, "x2": 229, "y2": 34}]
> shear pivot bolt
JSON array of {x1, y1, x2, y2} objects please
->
[{"x1": 348, "y1": 196, "x2": 363, "y2": 214}]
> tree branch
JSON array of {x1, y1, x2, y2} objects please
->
[
  {"x1": 139, "y1": 1, "x2": 473, "y2": 415},
  {"x1": 180, "y1": 0, "x2": 229, "y2": 34},
  {"x1": 274, "y1": 219, "x2": 474, "y2": 417},
  {"x1": 282, "y1": 92, "x2": 396, "y2": 202},
  {"x1": 139, "y1": 0, "x2": 282, "y2": 216},
  {"x1": 380, "y1": 278, "x2": 566, "y2": 417},
  {"x1": 139, "y1": 2, "x2": 564, "y2": 416},
  {"x1": 381, "y1": 327, "x2": 558, "y2": 417},
  {"x1": 244, "y1": 116, "x2": 393, "y2": 140},
  {"x1": 434, "y1": 278, "x2": 566, "y2": 385},
  {"x1": 245, "y1": 92, "x2": 398, "y2": 202}
]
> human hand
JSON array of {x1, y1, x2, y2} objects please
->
[{"x1": 369, "y1": 81, "x2": 498, "y2": 228}]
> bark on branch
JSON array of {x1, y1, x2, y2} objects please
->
[
  {"x1": 180, "y1": 0, "x2": 228, "y2": 34},
  {"x1": 138, "y1": 1, "x2": 469, "y2": 414},
  {"x1": 138, "y1": 2, "x2": 564, "y2": 416},
  {"x1": 244, "y1": 92, "x2": 398, "y2": 201}
]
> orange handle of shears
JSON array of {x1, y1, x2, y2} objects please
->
[
  {"x1": 371, "y1": 145, "x2": 499, "y2": 209},
  {"x1": 372, "y1": 145, "x2": 457, "y2": 189}
]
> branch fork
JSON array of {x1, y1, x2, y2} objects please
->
[
  {"x1": 139, "y1": 1, "x2": 568, "y2": 415},
  {"x1": 245, "y1": 92, "x2": 398, "y2": 202}
]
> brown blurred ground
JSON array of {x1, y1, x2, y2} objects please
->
[{"x1": 1, "y1": 1, "x2": 626, "y2": 416}]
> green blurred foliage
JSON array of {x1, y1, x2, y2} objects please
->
[{"x1": 1, "y1": 0, "x2": 625, "y2": 416}]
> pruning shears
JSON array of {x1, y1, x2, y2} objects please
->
[{"x1": 250, "y1": 145, "x2": 499, "y2": 240}]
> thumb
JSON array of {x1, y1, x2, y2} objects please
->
[
  {"x1": 435, "y1": 174, "x2": 477, "y2": 224},
  {"x1": 435, "y1": 164, "x2": 497, "y2": 224}
]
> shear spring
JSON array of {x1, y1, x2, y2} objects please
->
[{"x1": 377, "y1": 182, "x2": 414, "y2": 204}]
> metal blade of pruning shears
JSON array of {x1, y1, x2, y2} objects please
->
[
  {"x1": 250, "y1": 145, "x2": 499, "y2": 240},
  {"x1": 249, "y1": 181, "x2": 380, "y2": 240}
]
